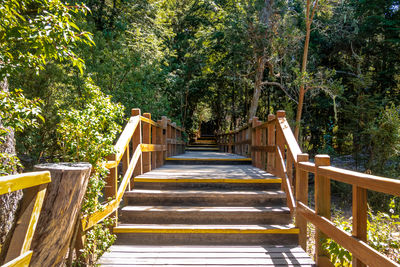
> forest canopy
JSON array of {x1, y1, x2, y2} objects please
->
[{"x1": 0, "y1": 0, "x2": 399, "y2": 264}]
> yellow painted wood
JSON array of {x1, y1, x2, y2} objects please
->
[
  {"x1": 0, "y1": 171, "x2": 51, "y2": 195},
  {"x1": 134, "y1": 178, "x2": 282, "y2": 184},
  {"x1": 165, "y1": 158, "x2": 252, "y2": 161},
  {"x1": 113, "y1": 228, "x2": 299, "y2": 234},
  {"x1": 140, "y1": 144, "x2": 166, "y2": 152},
  {"x1": 140, "y1": 116, "x2": 161, "y2": 127},
  {"x1": 21, "y1": 186, "x2": 47, "y2": 254},
  {"x1": 82, "y1": 145, "x2": 142, "y2": 231},
  {"x1": 2, "y1": 251, "x2": 32, "y2": 267},
  {"x1": 114, "y1": 116, "x2": 140, "y2": 163},
  {"x1": 82, "y1": 199, "x2": 118, "y2": 231}
]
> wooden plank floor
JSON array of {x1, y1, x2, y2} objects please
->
[
  {"x1": 99, "y1": 245, "x2": 315, "y2": 266},
  {"x1": 167, "y1": 151, "x2": 250, "y2": 159},
  {"x1": 100, "y1": 151, "x2": 315, "y2": 266}
]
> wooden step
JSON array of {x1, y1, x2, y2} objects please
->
[
  {"x1": 124, "y1": 189, "x2": 286, "y2": 206},
  {"x1": 114, "y1": 224, "x2": 299, "y2": 245},
  {"x1": 119, "y1": 205, "x2": 291, "y2": 224},
  {"x1": 166, "y1": 158, "x2": 252, "y2": 165},
  {"x1": 186, "y1": 147, "x2": 219, "y2": 151},
  {"x1": 99, "y1": 245, "x2": 315, "y2": 266}
]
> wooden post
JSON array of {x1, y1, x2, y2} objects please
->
[
  {"x1": 251, "y1": 117, "x2": 257, "y2": 167},
  {"x1": 142, "y1": 113, "x2": 151, "y2": 173},
  {"x1": 167, "y1": 119, "x2": 172, "y2": 157},
  {"x1": 151, "y1": 123, "x2": 157, "y2": 169},
  {"x1": 228, "y1": 134, "x2": 232, "y2": 153},
  {"x1": 296, "y1": 153, "x2": 309, "y2": 251},
  {"x1": 172, "y1": 122, "x2": 177, "y2": 156},
  {"x1": 161, "y1": 116, "x2": 168, "y2": 162},
  {"x1": 29, "y1": 163, "x2": 91, "y2": 267},
  {"x1": 105, "y1": 153, "x2": 117, "y2": 201},
  {"x1": 132, "y1": 109, "x2": 142, "y2": 178},
  {"x1": 4, "y1": 184, "x2": 47, "y2": 264},
  {"x1": 122, "y1": 144, "x2": 130, "y2": 191},
  {"x1": 352, "y1": 185, "x2": 367, "y2": 267},
  {"x1": 275, "y1": 111, "x2": 285, "y2": 189},
  {"x1": 267, "y1": 114, "x2": 275, "y2": 173},
  {"x1": 315, "y1": 155, "x2": 332, "y2": 266},
  {"x1": 156, "y1": 120, "x2": 163, "y2": 168},
  {"x1": 251, "y1": 117, "x2": 262, "y2": 168}
]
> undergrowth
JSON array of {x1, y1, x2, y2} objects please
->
[{"x1": 307, "y1": 198, "x2": 400, "y2": 265}]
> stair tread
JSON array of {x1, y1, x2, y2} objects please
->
[
  {"x1": 121, "y1": 206, "x2": 290, "y2": 212},
  {"x1": 106, "y1": 245, "x2": 307, "y2": 253},
  {"x1": 115, "y1": 224, "x2": 296, "y2": 230},
  {"x1": 125, "y1": 189, "x2": 285, "y2": 195},
  {"x1": 99, "y1": 245, "x2": 314, "y2": 266}
]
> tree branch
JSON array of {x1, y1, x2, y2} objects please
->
[{"x1": 260, "y1": 81, "x2": 298, "y2": 103}]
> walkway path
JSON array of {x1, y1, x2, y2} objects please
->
[{"x1": 99, "y1": 139, "x2": 315, "y2": 266}]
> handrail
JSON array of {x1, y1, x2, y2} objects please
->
[
  {"x1": 0, "y1": 171, "x2": 51, "y2": 267},
  {"x1": 80, "y1": 108, "x2": 185, "y2": 234},
  {"x1": 216, "y1": 110, "x2": 400, "y2": 267}
]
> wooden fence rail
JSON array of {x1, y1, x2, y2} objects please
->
[
  {"x1": 217, "y1": 110, "x2": 400, "y2": 267},
  {"x1": 0, "y1": 171, "x2": 51, "y2": 267},
  {"x1": 79, "y1": 108, "x2": 185, "y2": 251}
]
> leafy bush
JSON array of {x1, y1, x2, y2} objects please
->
[
  {"x1": 56, "y1": 78, "x2": 124, "y2": 261},
  {"x1": 0, "y1": 89, "x2": 43, "y2": 175},
  {"x1": 324, "y1": 201, "x2": 400, "y2": 265}
]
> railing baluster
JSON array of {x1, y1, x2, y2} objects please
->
[
  {"x1": 296, "y1": 153, "x2": 309, "y2": 251},
  {"x1": 352, "y1": 185, "x2": 367, "y2": 267},
  {"x1": 132, "y1": 108, "x2": 143, "y2": 178},
  {"x1": 143, "y1": 113, "x2": 151, "y2": 173},
  {"x1": 315, "y1": 155, "x2": 331, "y2": 266},
  {"x1": 267, "y1": 114, "x2": 275, "y2": 173}
]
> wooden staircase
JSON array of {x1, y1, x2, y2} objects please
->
[{"x1": 99, "y1": 149, "x2": 315, "y2": 266}]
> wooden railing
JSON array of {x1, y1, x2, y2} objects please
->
[
  {"x1": 79, "y1": 108, "x2": 185, "y2": 237},
  {"x1": 217, "y1": 110, "x2": 400, "y2": 267},
  {"x1": 0, "y1": 171, "x2": 51, "y2": 267}
]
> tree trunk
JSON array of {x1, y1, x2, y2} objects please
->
[
  {"x1": 248, "y1": 0, "x2": 274, "y2": 120},
  {"x1": 249, "y1": 57, "x2": 268, "y2": 120},
  {"x1": 294, "y1": 0, "x2": 318, "y2": 140},
  {"x1": 29, "y1": 162, "x2": 91, "y2": 267},
  {"x1": 0, "y1": 78, "x2": 23, "y2": 265}
]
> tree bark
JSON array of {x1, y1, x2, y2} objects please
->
[
  {"x1": 249, "y1": 56, "x2": 268, "y2": 119},
  {"x1": 0, "y1": 78, "x2": 23, "y2": 265},
  {"x1": 294, "y1": 0, "x2": 319, "y2": 140},
  {"x1": 248, "y1": 0, "x2": 274, "y2": 120},
  {"x1": 30, "y1": 162, "x2": 91, "y2": 267}
]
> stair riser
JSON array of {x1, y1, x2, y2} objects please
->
[
  {"x1": 119, "y1": 211, "x2": 291, "y2": 224},
  {"x1": 133, "y1": 182, "x2": 281, "y2": 190},
  {"x1": 125, "y1": 194, "x2": 286, "y2": 206},
  {"x1": 166, "y1": 160, "x2": 251, "y2": 165},
  {"x1": 115, "y1": 233, "x2": 298, "y2": 246},
  {"x1": 186, "y1": 149, "x2": 220, "y2": 152}
]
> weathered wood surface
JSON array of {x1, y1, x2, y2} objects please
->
[
  {"x1": 168, "y1": 151, "x2": 249, "y2": 159},
  {"x1": 99, "y1": 245, "x2": 315, "y2": 266},
  {"x1": 30, "y1": 163, "x2": 91, "y2": 267}
]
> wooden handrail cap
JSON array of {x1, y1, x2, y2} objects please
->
[
  {"x1": 315, "y1": 154, "x2": 330, "y2": 166},
  {"x1": 131, "y1": 108, "x2": 141, "y2": 116},
  {"x1": 297, "y1": 153, "x2": 309, "y2": 161},
  {"x1": 276, "y1": 110, "x2": 286, "y2": 118},
  {"x1": 143, "y1": 113, "x2": 151, "y2": 119},
  {"x1": 268, "y1": 114, "x2": 275, "y2": 121}
]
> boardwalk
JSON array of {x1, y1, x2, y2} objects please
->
[{"x1": 99, "y1": 141, "x2": 315, "y2": 266}]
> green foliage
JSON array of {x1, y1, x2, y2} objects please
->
[
  {"x1": 324, "y1": 203, "x2": 400, "y2": 265},
  {"x1": 75, "y1": 217, "x2": 116, "y2": 266},
  {"x1": 366, "y1": 105, "x2": 400, "y2": 175},
  {"x1": 57, "y1": 78, "x2": 124, "y2": 214},
  {"x1": 57, "y1": 78, "x2": 124, "y2": 164},
  {"x1": 322, "y1": 211, "x2": 352, "y2": 266},
  {"x1": 0, "y1": 0, "x2": 93, "y2": 78},
  {"x1": 0, "y1": 88, "x2": 43, "y2": 175}
]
